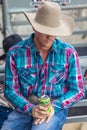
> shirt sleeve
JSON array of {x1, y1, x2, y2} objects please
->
[
  {"x1": 52, "y1": 50, "x2": 85, "y2": 113},
  {"x1": 4, "y1": 51, "x2": 35, "y2": 115}
]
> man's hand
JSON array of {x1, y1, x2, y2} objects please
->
[
  {"x1": 34, "y1": 117, "x2": 47, "y2": 125},
  {"x1": 32, "y1": 105, "x2": 54, "y2": 124},
  {"x1": 32, "y1": 105, "x2": 49, "y2": 119}
]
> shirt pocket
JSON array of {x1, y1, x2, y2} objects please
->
[
  {"x1": 18, "y1": 67, "x2": 37, "y2": 95},
  {"x1": 48, "y1": 64, "x2": 67, "y2": 97},
  {"x1": 49, "y1": 65, "x2": 66, "y2": 84}
]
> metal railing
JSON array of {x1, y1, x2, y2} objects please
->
[
  {"x1": 1, "y1": 0, "x2": 87, "y2": 40},
  {"x1": 66, "y1": 99, "x2": 87, "y2": 123}
]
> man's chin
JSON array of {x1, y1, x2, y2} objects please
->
[{"x1": 41, "y1": 46, "x2": 52, "y2": 51}]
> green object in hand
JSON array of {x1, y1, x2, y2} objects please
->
[
  {"x1": 46, "y1": 105, "x2": 52, "y2": 113},
  {"x1": 40, "y1": 95, "x2": 52, "y2": 113}
]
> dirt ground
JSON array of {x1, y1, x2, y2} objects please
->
[{"x1": 63, "y1": 122, "x2": 87, "y2": 130}]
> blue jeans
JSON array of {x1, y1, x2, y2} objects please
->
[
  {"x1": 0, "y1": 105, "x2": 13, "y2": 129},
  {"x1": 1, "y1": 109, "x2": 67, "y2": 130}
]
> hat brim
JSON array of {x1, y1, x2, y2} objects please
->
[{"x1": 24, "y1": 12, "x2": 75, "y2": 36}]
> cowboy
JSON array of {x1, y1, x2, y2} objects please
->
[{"x1": 1, "y1": 1, "x2": 85, "y2": 130}]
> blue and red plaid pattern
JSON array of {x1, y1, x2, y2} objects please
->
[{"x1": 4, "y1": 33, "x2": 85, "y2": 114}]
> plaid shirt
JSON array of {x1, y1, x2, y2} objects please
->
[{"x1": 4, "y1": 33, "x2": 85, "y2": 114}]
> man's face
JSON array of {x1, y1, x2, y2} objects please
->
[{"x1": 34, "y1": 31, "x2": 56, "y2": 51}]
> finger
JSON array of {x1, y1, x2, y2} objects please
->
[
  {"x1": 34, "y1": 106, "x2": 48, "y2": 114},
  {"x1": 34, "y1": 112, "x2": 47, "y2": 119},
  {"x1": 34, "y1": 118, "x2": 41, "y2": 125},
  {"x1": 36, "y1": 108, "x2": 50, "y2": 116},
  {"x1": 38, "y1": 105, "x2": 49, "y2": 111},
  {"x1": 39, "y1": 118, "x2": 46, "y2": 124},
  {"x1": 46, "y1": 115, "x2": 51, "y2": 123},
  {"x1": 38, "y1": 110, "x2": 50, "y2": 115},
  {"x1": 32, "y1": 107, "x2": 46, "y2": 118},
  {"x1": 32, "y1": 105, "x2": 51, "y2": 119}
]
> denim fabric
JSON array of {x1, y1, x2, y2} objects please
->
[
  {"x1": 0, "y1": 106, "x2": 13, "y2": 129},
  {"x1": 1, "y1": 109, "x2": 67, "y2": 130}
]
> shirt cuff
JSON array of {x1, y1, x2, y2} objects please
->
[{"x1": 24, "y1": 103, "x2": 35, "y2": 116}]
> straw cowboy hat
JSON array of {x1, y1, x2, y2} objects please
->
[{"x1": 24, "y1": 1, "x2": 75, "y2": 36}]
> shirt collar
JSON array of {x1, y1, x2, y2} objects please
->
[
  {"x1": 26, "y1": 33, "x2": 58, "y2": 54},
  {"x1": 51, "y1": 39, "x2": 58, "y2": 54},
  {"x1": 26, "y1": 33, "x2": 38, "y2": 54}
]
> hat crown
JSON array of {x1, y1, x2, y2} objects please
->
[
  {"x1": 24, "y1": 1, "x2": 75, "y2": 36},
  {"x1": 35, "y1": 2, "x2": 61, "y2": 27}
]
